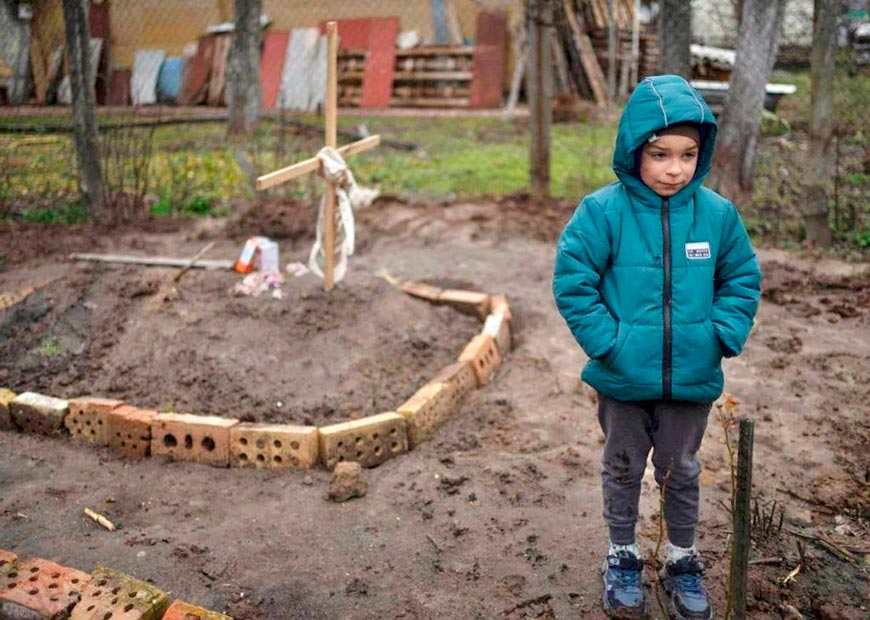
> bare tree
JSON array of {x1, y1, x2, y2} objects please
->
[
  {"x1": 62, "y1": 0, "x2": 102, "y2": 211},
  {"x1": 658, "y1": 0, "x2": 692, "y2": 78},
  {"x1": 804, "y1": 0, "x2": 837, "y2": 246},
  {"x1": 227, "y1": 0, "x2": 263, "y2": 136},
  {"x1": 528, "y1": 0, "x2": 553, "y2": 198},
  {"x1": 708, "y1": 0, "x2": 786, "y2": 202}
]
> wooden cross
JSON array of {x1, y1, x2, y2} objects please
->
[{"x1": 255, "y1": 21, "x2": 381, "y2": 291}]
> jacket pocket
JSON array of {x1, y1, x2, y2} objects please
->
[
  {"x1": 602, "y1": 322, "x2": 633, "y2": 366},
  {"x1": 704, "y1": 320, "x2": 723, "y2": 358}
]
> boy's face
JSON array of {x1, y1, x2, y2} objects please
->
[{"x1": 638, "y1": 134, "x2": 699, "y2": 197}]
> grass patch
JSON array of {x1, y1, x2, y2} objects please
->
[{"x1": 34, "y1": 336, "x2": 62, "y2": 358}]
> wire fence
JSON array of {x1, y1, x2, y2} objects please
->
[{"x1": 0, "y1": 1, "x2": 867, "y2": 247}]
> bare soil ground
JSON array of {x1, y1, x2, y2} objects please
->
[{"x1": 1, "y1": 198, "x2": 868, "y2": 620}]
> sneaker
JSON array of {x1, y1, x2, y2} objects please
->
[
  {"x1": 601, "y1": 551, "x2": 650, "y2": 619},
  {"x1": 659, "y1": 555, "x2": 713, "y2": 620}
]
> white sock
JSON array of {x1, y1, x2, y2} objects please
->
[
  {"x1": 608, "y1": 541, "x2": 640, "y2": 557},
  {"x1": 666, "y1": 542, "x2": 697, "y2": 563}
]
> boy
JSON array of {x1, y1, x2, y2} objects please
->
[{"x1": 552, "y1": 75, "x2": 761, "y2": 620}]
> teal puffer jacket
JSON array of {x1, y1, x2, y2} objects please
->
[{"x1": 553, "y1": 75, "x2": 761, "y2": 403}]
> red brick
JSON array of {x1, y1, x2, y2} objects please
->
[
  {"x1": 10, "y1": 392, "x2": 69, "y2": 436},
  {"x1": 230, "y1": 423, "x2": 319, "y2": 469},
  {"x1": 71, "y1": 565, "x2": 169, "y2": 620},
  {"x1": 66, "y1": 397, "x2": 124, "y2": 445},
  {"x1": 0, "y1": 388, "x2": 15, "y2": 431},
  {"x1": 0, "y1": 557, "x2": 92, "y2": 619},
  {"x1": 458, "y1": 335, "x2": 502, "y2": 387},
  {"x1": 0, "y1": 549, "x2": 16, "y2": 568},
  {"x1": 108, "y1": 406, "x2": 158, "y2": 459},
  {"x1": 161, "y1": 600, "x2": 232, "y2": 620},
  {"x1": 319, "y1": 412, "x2": 408, "y2": 469},
  {"x1": 151, "y1": 414, "x2": 238, "y2": 467}
]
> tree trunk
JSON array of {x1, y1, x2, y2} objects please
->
[
  {"x1": 527, "y1": 0, "x2": 553, "y2": 198},
  {"x1": 227, "y1": 0, "x2": 262, "y2": 136},
  {"x1": 61, "y1": 0, "x2": 102, "y2": 212},
  {"x1": 658, "y1": 0, "x2": 692, "y2": 78},
  {"x1": 804, "y1": 0, "x2": 837, "y2": 247},
  {"x1": 708, "y1": 0, "x2": 786, "y2": 203}
]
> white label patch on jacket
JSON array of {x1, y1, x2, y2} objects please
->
[{"x1": 685, "y1": 242, "x2": 711, "y2": 259}]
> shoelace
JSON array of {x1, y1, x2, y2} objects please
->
[
  {"x1": 672, "y1": 569, "x2": 705, "y2": 595},
  {"x1": 612, "y1": 567, "x2": 644, "y2": 589}
]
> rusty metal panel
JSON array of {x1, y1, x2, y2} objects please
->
[
  {"x1": 470, "y1": 10, "x2": 508, "y2": 108},
  {"x1": 260, "y1": 30, "x2": 290, "y2": 109}
]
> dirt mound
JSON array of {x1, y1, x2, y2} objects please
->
[
  {"x1": 0, "y1": 265, "x2": 480, "y2": 426},
  {"x1": 230, "y1": 198, "x2": 316, "y2": 242},
  {"x1": 761, "y1": 259, "x2": 870, "y2": 321}
]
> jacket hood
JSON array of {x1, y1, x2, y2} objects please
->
[{"x1": 613, "y1": 75, "x2": 717, "y2": 207}]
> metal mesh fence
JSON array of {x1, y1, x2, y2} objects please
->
[{"x1": 0, "y1": 0, "x2": 867, "y2": 247}]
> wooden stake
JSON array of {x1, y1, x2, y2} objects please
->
[
  {"x1": 324, "y1": 21, "x2": 338, "y2": 291},
  {"x1": 84, "y1": 507, "x2": 117, "y2": 532},
  {"x1": 729, "y1": 418, "x2": 754, "y2": 620}
]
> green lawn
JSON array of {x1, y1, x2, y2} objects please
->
[{"x1": 1, "y1": 113, "x2": 618, "y2": 221}]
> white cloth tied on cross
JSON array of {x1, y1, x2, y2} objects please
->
[{"x1": 308, "y1": 147, "x2": 379, "y2": 283}]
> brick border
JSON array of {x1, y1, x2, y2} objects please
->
[
  {"x1": 0, "y1": 549, "x2": 231, "y2": 619},
  {"x1": 0, "y1": 283, "x2": 512, "y2": 471}
]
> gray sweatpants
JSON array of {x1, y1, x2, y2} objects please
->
[{"x1": 597, "y1": 393, "x2": 711, "y2": 548}]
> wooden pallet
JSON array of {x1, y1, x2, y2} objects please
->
[{"x1": 339, "y1": 45, "x2": 476, "y2": 108}]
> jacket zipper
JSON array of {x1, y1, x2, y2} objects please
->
[{"x1": 662, "y1": 199, "x2": 672, "y2": 401}]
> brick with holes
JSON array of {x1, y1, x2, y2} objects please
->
[
  {"x1": 230, "y1": 423, "x2": 319, "y2": 469},
  {"x1": 396, "y1": 362, "x2": 476, "y2": 447},
  {"x1": 107, "y1": 406, "x2": 158, "y2": 460},
  {"x1": 399, "y1": 280, "x2": 443, "y2": 302},
  {"x1": 70, "y1": 565, "x2": 169, "y2": 620},
  {"x1": 151, "y1": 414, "x2": 238, "y2": 467},
  {"x1": 0, "y1": 388, "x2": 16, "y2": 431},
  {"x1": 0, "y1": 557, "x2": 92, "y2": 619},
  {"x1": 482, "y1": 311, "x2": 511, "y2": 355},
  {"x1": 432, "y1": 361, "x2": 477, "y2": 400},
  {"x1": 397, "y1": 381, "x2": 455, "y2": 448},
  {"x1": 458, "y1": 335, "x2": 502, "y2": 387},
  {"x1": 319, "y1": 412, "x2": 408, "y2": 469},
  {"x1": 10, "y1": 392, "x2": 69, "y2": 436},
  {"x1": 161, "y1": 600, "x2": 233, "y2": 620},
  {"x1": 0, "y1": 550, "x2": 16, "y2": 575},
  {"x1": 438, "y1": 289, "x2": 491, "y2": 320},
  {"x1": 65, "y1": 397, "x2": 124, "y2": 445}
]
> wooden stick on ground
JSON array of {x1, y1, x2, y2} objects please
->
[
  {"x1": 84, "y1": 507, "x2": 117, "y2": 531},
  {"x1": 70, "y1": 253, "x2": 234, "y2": 270},
  {"x1": 174, "y1": 241, "x2": 215, "y2": 282}
]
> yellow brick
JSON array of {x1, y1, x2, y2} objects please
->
[
  {"x1": 490, "y1": 293, "x2": 513, "y2": 322},
  {"x1": 438, "y1": 289, "x2": 491, "y2": 320},
  {"x1": 432, "y1": 361, "x2": 477, "y2": 400},
  {"x1": 319, "y1": 412, "x2": 408, "y2": 469},
  {"x1": 162, "y1": 600, "x2": 233, "y2": 620},
  {"x1": 398, "y1": 382, "x2": 452, "y2": 448},
  {"x1": 0, "y1": 388, "x2": 16, "y2": 431},
  {"x1": 230, "y1": 423, "x2": 319, "y2": 469},
  {"x1": 70, "y1": 565, "x2": 168, "y2": 620},
  {"x1": 10, "y1": 392, "x2": 69, "y2": 436},
  {"x1": 458, "y1": 335, "x2": 502, "y2": 387},
  {"x1": 399, "y1": 280, "x2": 443, "y2": 302},
  {"x1": 151, "y1": 414, "x2": 238, "y2": 468},
  {"x1": 482, "y1": 312, "x2": 511, "y2": 355},
  {"x1": 65, "y1": 397, "x2": 124, "y2": 445}
]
